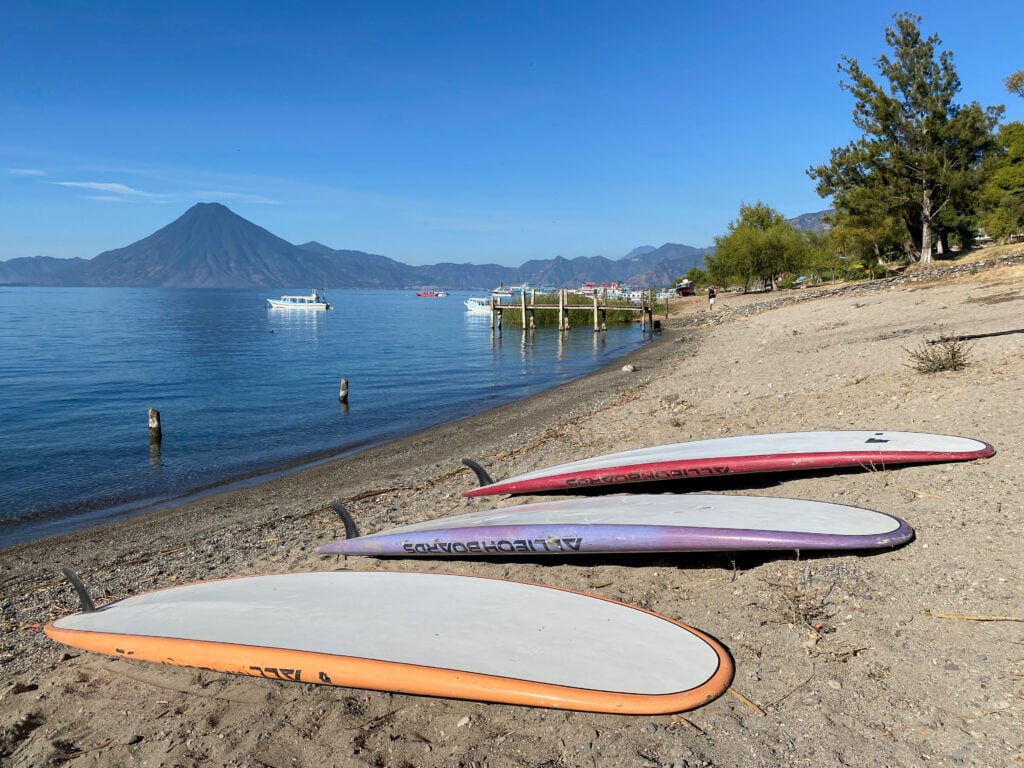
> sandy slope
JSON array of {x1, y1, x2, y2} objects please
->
[{"x1": 2, "y1": 253, "x2": 1022, "y2": 767}]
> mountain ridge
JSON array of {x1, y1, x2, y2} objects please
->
[{"x1": 0, "y1": 202, "x2": 824, "y2": 289}]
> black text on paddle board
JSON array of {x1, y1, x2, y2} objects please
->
[
  {"x1": 564, "y1": 466, "x2": 730, "y2": 488},
  {"x1": 250, "y1": 666, "x2": 302, "y2": 682},
  {"x1": 402, "y1": 538, "x2": 583, "y2": 554}
]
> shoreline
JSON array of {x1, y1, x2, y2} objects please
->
[
  {"x1": 3, "y1": 261, "x2": 1022, "y2": 767},
  {"x1": 0, "y1": 321, "x2": 692, "y2": 560}
]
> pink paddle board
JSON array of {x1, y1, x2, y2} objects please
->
[{"x1": 463, "y1": 430, "x2": 994, "y2": 496}]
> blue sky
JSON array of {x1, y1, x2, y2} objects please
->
[{"x1": 2, "y1": 1, "x2": 1021, "y2": 266}]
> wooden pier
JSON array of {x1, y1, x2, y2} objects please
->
[{"x1": 483, "y1": 288, "x2": 656, "y2": 332}]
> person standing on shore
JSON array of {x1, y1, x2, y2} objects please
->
[{"x1": 708, "y1": 285, "x2": 717, "y2": 311}]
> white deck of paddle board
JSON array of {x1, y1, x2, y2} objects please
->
[
  {"x1": 499, "y1": 431, "x2": 991, "y2": 480},
  {"x1": 388, "y1": 495, "x2": 903, "y2": 536},
  {"x1": 52, "y1": 572, "x2": 721, "y2": 696}
]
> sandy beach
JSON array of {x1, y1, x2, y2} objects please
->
[{"x1": 2, "y1": 249, "x2": 1023, "y2": 767}]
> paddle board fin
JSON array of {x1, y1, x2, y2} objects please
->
[
  {"x1": 330, "y1": 502, "x2": 361, "y2": 539},
  {"x1": 60, "y1": 567, "x2": 96, "y2": 613},
  {"x1": 461, "y1": 458, "x2": 494, "y2": 488}
]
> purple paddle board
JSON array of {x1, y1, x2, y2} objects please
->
[
  {"x1": 317, "y1": 494, "x2": 914, "y2": 557},
  {"x1": 462, "y1": 430, "x2": 994, "y2": 497}
]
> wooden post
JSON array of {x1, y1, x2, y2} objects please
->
[
  {"x1": 558, "y1": 289, "x2": 565, "y2": 331},
  {"x1": 339, "y1": 378, "x2": 349, "y2": 403},
  {"x1": 148, "y1": 407, "x2": 162, "y2": 444},
  {"x1": 593, "y1": 294, "x2": 599, "y2": 332},
  {"x1": 521, "y1": 290, "x2": 528, "y2": 330}
]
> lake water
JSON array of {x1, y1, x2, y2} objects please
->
[{"x1": 0, "y1": 287, "x2": 648, "y2": 547}]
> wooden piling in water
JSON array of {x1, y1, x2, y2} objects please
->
[
  {"x1": 148, "y1": 408, "x2": 162, "y2": 444},
  {"x1": 339, "y1": 378, "x2": 349, "y2": 403}
]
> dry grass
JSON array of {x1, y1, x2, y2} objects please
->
[{"x1": 905, "y1": 336, "x2": 974, "y2": 373}]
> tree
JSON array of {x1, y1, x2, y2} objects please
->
[
  {"x1": 823, "y1": 186, "x2": 908, "y2": 265},
  {"x1": 1007, "y1": 70, "x2": 1024, "y2": 99},
  {"x1": 808, "y1": 13, "x2": 1003, "y2": 265},
  {"x1": 979, "y1": 122, "x2": 1024, "y2": 239},
  {"x1": 705, "y1": 203, "x2": 807, "y2": 291}
]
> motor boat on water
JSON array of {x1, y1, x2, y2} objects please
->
[
  {"x1": 464, "y1": 296, "x2": 493, "y2": 313},
  {"x1": 267, "y1": 289, "x2": 331, "y2": 310}
]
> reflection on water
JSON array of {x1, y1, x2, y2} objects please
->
[
  {"x1": 508, "y1": 325, "x2": 612, "y2": 363},
  {"x1": 267, "y1": 307, "x2": 329, "y2": 333}
]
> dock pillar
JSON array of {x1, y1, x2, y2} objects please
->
[
  {"x1": 339, "y1": 378, "x2": 349, "y2": 403},
  {"x1": 491, "y1": 296, "x2": 502, "y2": 332}
]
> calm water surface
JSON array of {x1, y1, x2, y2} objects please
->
[{"x1": 0, "y1": 287, "x2": 648, "y2": 546}]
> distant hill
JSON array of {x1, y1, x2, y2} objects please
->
[
  {"x1": 0, "y1": 255, "x2": 89, "y2": 285},
  {"x1": 0, "y1": 202, "x2": 717, "y2": 289},
  {"x1": 788, "y1": 210, "x2": 832, "y2": 234}
]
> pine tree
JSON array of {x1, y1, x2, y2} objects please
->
[{"x1": 808, "y1": 14, "x2": 1002, "y2": 264}]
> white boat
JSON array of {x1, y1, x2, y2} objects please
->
[
  {"x1": 464, "y1": 296, "x2": 493, "y2": 313},
  {"x1": 267, "y1": 289, "x2": 330, "y2": 310},
  {"x1": 517, "y1": 283, "x2": 556, "y2": 295}
]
